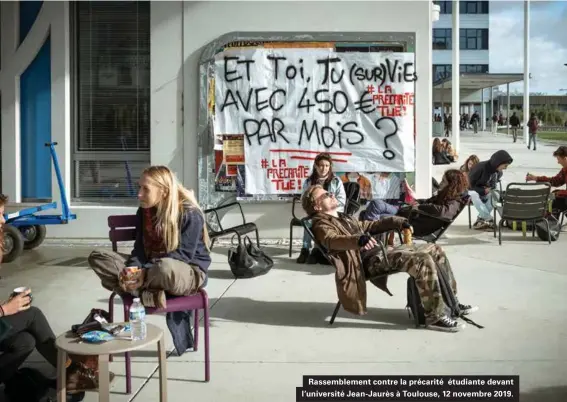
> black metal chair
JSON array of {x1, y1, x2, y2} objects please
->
[
  {"x1": 300, "y1": 216, "x2": 401, "y2": 325},
  {"x1": 204, "y1": 202, "x2": 259, "y2": 250},
  {"x1": 343, "y1": 181, "x2": 362, "y2": 217},
  {"x1": 288, "y1": 195, "x2": 303, "y2": 257},
  {"x1": 468, "y1": 180, "x2": 503, "y2": 228},
  {"x1": 288, "y1": 182, "x2": 361, "y2": 257},
  {"x1": 405, "y1": 196, "x2": 470, "y2": 244},
  {"x1": 493, "y1": 182, "x2": 552, "y2": 245}
]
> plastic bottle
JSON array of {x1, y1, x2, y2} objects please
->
[{"x1": 129, "y1": 298, "x2": 147, "y2": 341}]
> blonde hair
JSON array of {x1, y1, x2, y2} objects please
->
[{"x1": 142, "y1": 166, "x2": 210, "y2": 252}]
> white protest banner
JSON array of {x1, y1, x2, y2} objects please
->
[{"x1": 214, "y1": 48, "x2": 416, "y2": 195}]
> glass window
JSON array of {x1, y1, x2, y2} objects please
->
[
  {"x1": 460, "y1": 64, "x2": 489, "y2": 73},
  {"x1": 460, "y1": 1, "x2": 489, "y2": 14},
  {"x1": 459, "y1": 29, "x2": 488, "y2": 50},
  {"x1": 436, "y1": 1, "x2": 452, "y2": 14},
  {"x1": 435, "y1": 64, "x2": 488, "y2": 81},
  {"x1": 433, "y1": 28, "x2": 452, "y2": 50},
  {"x1": 73, "y1": 1, "x2": 150, "y2": 202},
  {"x1": 433, "y1": 64, "x2": 452, "y2": 82}
]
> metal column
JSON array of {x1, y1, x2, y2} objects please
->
[
  {"x1": 523, "y1": 0, "x2": 530, "y2": 144},
  {"x1": 506, "y1": 83, "x2": 510, "y2": 136},
  {"x1": 481, "y1": 89, "x2": 485, "y2": 130},
  {"x1": 451, "y1": 0, "x2": 460, "y2": 151}
]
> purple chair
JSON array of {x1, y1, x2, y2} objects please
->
[{"x1": 106, "y1": 215, "x2": 210, "y2": 394}]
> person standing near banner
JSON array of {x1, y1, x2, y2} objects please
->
[{"x1": 296, "y1": 153, "x2": 346, "y2": 264}]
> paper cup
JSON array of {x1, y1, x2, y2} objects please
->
[{"x1": 11, "y1": 286, "x2": 33, "y2": 304}]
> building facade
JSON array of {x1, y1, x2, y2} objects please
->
[
  {"x1": 0, "y1": 1, "x2": 434, "y2": 239},
  {"x1": 433, "y1": 1, "x2": 490, "y2": 114}
]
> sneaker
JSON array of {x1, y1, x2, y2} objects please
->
[
  {"x1": 427, "y1": 315, "x2": 465, "y2": 333},
  {"x1": 296, "y1": 247, "x2": 310, "y2": 264},
  {"x1": 458, "y1": 303, "x2": 479, "y2": 315},
  {"x1": 474, "y1": 220, "x2": 493, "y2": 230},
  {"x1": 473, "y1": 218, "x2": 485, "y2": 229},
  {"x1": 66, "y1": 363, "x2": 115, "y2": 393},
  {"x1": 141, "y1": 290, "x2": 167, "y2": 309}
]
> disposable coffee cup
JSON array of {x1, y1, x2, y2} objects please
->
[{"x1": 11, "y1": 287, "x2": 33, "y2": 304}]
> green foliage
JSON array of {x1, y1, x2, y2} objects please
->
[{"x1": 509, "y1": 105, "x2": 567, "y2": 125}]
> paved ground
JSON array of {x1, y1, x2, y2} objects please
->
[{"x1": 1, "y1": 130, "x2": 566, "y2": 402}]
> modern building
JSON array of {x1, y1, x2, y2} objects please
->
[
  {"x1": 0, "y1": 1, "x2": 438, "y2": 240},
  {"x1": 433, "y1": 1, "x2": 490, "y2": 115}
]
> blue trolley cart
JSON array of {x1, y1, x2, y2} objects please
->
[{"x1": 2, "y1": 142, "x2": 77, "y2": 262}]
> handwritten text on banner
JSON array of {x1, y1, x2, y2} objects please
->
[{"x1": 214, "y1": 48, "x2": 416, "y2": 195}]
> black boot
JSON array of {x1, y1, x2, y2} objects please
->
[
  {"x1": 296, "y1": 247, "x2": 310, "y2": 264},
  {"x1": 306, "y1": 249, "x2": 319, "y2": 264}
]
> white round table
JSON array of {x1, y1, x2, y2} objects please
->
[{"x1": 55, "y1": 323, "x2": 167, "y2": 402}]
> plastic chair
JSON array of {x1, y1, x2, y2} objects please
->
[{"x1": 106, "y1": 215, "x2": 210, "y2": 394}]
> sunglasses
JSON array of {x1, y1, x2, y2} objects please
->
[{"x1": 318, "y1": 191, "x2": 334, "y2": 201}]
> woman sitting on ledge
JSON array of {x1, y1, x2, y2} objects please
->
[
  {"x1": 432, "y1": 138, "x2": 453, "y2": 165},
  {"x1": 361, "y1": 169, "x2": 469, "y2": 237},
  {"x1": 88, "y1": 165, "x2": 211, "y2": 309}
]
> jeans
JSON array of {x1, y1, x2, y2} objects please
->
[
  {"x1": 302, "y1": 221, "x2": 313, "y2": 249},
  {"x1": 0, "y1": 307, "x2": 58, "y2": 383},
  {"x1": 468, "y1": 190, "x2": 494, "y2": 221},
  {"x1": 364, "y1": 199, "x2": 400, "y2": 221},
  {"x1": 528, "y1": 133, "x2": 537, "y2": 149}
]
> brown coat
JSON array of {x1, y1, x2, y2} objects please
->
[{"x1": 311, "y1": 212, "x2": 407, "y2": 316}]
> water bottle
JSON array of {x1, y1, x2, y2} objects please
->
[{"x1": 129, "y1": 298, "x2": 147, "y2": 341}]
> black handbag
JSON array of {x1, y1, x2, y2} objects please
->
[{"x1": 228, "y1": 236, "x2": 274, "y2": 278}]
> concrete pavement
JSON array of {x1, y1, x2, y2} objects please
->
[{"x1": 1, "y1": 130, "x2": 566, "y2": 402}]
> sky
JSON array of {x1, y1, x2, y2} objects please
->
[{"x1": 490, "y1": 0, "x2": 567, "y2": 94}]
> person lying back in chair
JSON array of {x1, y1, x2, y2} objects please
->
[
  {"x1": 302, "y1": 185, "x2": 477, "y2": 333},
  {"x1": 362, "y1": 170, "x2": 470, "y2": 238}
]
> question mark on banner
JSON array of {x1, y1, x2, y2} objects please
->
[{"x1": 374, "y1": 117, "x2": 399, "y2": 160}]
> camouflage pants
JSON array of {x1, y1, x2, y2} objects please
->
[{"x1": 365, "y1": 243, "x2": 458, "y2": 324}]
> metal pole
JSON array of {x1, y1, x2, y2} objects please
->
[
  {"x1": 452, "y1": 0, "x2": 460, "y2": 152},
  {"x1": 490, "y1": 86, "x2": 493, "y2": 133},
  {"x1": 441, "y1": 78, "x2": 445, "y2": 118},
  {"x1": 506, "y1": 83, "x2": 510, "y2": 136},
  {"x1": 481, "y1": 89, "x2": 485, "y2": 131},
  {"x1": 523, "y1": 0, "x2": 530, "y2": 144}
]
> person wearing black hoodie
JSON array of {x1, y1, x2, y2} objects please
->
[{"x1": 468, "y1": 150, "x2": 513, "y2": 229}]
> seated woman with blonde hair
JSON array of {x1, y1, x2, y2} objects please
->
[
  {"x1": 443, "y1": 139, "x2": 458, "y2": 162},
  {"x1": 88, "y1": 166, "x2": 211, "y2": 309}
]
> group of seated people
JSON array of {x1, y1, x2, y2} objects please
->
[
  {"x1": 432, "y1": 138, "x2": 458, "y2": 165},
  {"x1": 294, "y1": 146, "x2": 567, "y2": 332},
  {"x1": 2, "y1": 146, "x2": 567, "y2": 395},
  {"x1": 463, "y1": 146, "x2": 567, "y2": 230},
  {"x1": 1, "y1": 166, "x2": 212, "y2": 397}
]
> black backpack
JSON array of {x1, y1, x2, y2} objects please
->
[
  {"x1": 501, "y1": 216, "x2": 561, "y2": 242},
  {"x1": 4, "y1": 367, "x2": 84, "y2": 402},
  {"x1": 535, "y1": 215, "x2": 562, "y2": 242},
  {"x1": 406, "y1": 262, "x2": 484, "y2": 329}
]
